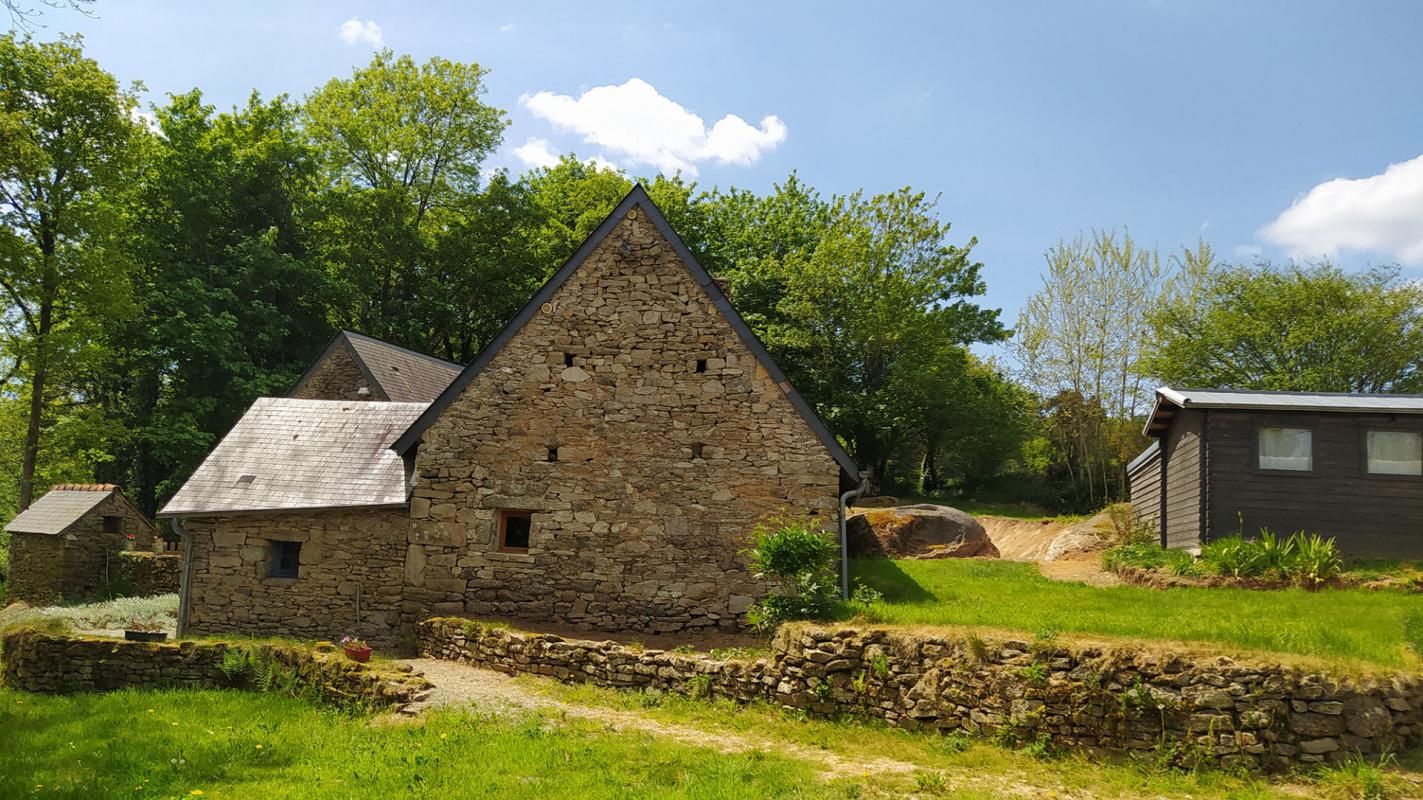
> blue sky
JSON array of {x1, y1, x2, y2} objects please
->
[{"x1": 41, "y1": 0, "x2": 1423, "y2": 324}]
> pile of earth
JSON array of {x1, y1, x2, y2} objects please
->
[{"x1": 846, "y1": 504, "x2": 998, "y2": 559}]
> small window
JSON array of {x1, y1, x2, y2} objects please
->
[
  {"x1": 564, "y1": 352, "x2": 575, "y2": 367},
  {"x1": 499, "y1": 510, "x2": 532, "y2": 552},
  {"x1": 1258, "y1": 427, "x2": 1312, "y2": 471},
  {"x1": 547, "y1": 447, "x2": 558, "y2": 463},
  {"x1": 695, "y1": 359, "x2": 707, "y2": 373},
  {"x1": 102, "y1": 515, "x2": 123, "y2": 534},
  {"x1": 690, "y1": 442, "x2": 704, "y2": 460},
  {"x1": 1367, "y1": 430, "x2": 1423, "y2": 475},
  {"x1": 270, "y1": 541, "x2": 301, "y2": 578}
]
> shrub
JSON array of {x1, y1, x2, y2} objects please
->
[
  {"x1": 744, "y1": 517, "x2": 840, "y2": 631},
  {"x1": 1164, "y1": 549, "x2": 1204, "y2": 577},
  {"x1": 1255, "y1": 528, "x2": 1298, "y2": 577},
  {"x1": 1201, "y1": 536, "x2": 1266, "y2": 578},
  {"x1": 1102, "y1": 541, "x2": 1170, "y2": 572},
  {"x1": 1289, "y1": 532, "x2": 1342, "y2": 589}
]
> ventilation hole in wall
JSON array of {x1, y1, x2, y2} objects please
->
[
  {"x1": 547, "y1": 447, "x2": 559, "y2": 463},
  {"x1": 690, "y1": 443, "x2": 705, "y2": 460},
  {"x1": 564, "y1": 352, "x2": 575, "y2": 367},
  {"x1": 695, "y1": 359, "x2": 707, "y2": 373}
]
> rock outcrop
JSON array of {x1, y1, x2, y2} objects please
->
[{"x1": 847, "y1": 504, "x2": 998, "y2": 559}]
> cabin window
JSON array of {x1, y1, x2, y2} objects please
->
[
  {"x1": 1258, "y1": 427, "x2": 1312, "y2": 471},
  {"x1": 1367, "y1": 430, "x2": 1423, "y2": 476},
  {"x1": 102, "y1": 515, "x2": 124, "y2": 534},
  {"x1": 270, "y1": 541, "x2": 301, "y2": 578},
  {"x1": 498, "y1": 510, "x2": 532, "y2": 552}
]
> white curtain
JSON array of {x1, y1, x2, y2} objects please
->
[
  {"x1": 1367, "y1": 430, "x2": 1423, "y2": 475},
  {"x1": 1258, "y1": 427, "x2": 1312, "y2": 471}
]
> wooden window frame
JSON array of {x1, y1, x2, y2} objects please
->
[
  {"x1": 1251, "y1": 423, "x2": 1316, "y2": 476},
  {"x1": 1361, "y1": 427, "x2": 1423, "y2": 480},
  {"x1": 497, "y1": 509, "x2": 533, "y2": 553}
]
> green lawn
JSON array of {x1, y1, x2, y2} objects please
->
[
  {"x1": 0, "y1": 688, "x2": 833, "y2": 799},
  {"x1": 850, "y1": 558, "x2": 1423, "y2": 669}
]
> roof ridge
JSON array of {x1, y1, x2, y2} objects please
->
[
  {"x1": 342, "y1": 330, "x2": 462, "y2": 371},
  {"x1": 49, "y1": 483, "x2": 118, "y2": 492}
]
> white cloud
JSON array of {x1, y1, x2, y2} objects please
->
[
  {"x1": 499, "y1": 22, "x2": 515, "y2": 33},
  {"x1": 520, "y1": 78, "x2": 786, "y2": 176},
  {"x1": 1260, "y1": 153, "x2": 1423, "y2": 265},
  {"x1": 513, "y1": 137, "x2": 560, "y2": 170},
  {"x1": 512, "y1": 138, "x2": 623, "y2": 173},
  {"x1": 339, "y1": 18, "x2": 383, "y2": 48}
]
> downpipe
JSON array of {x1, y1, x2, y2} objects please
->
[{"x1": 838, "y1": 470, "x2": 872, "y2": 599}]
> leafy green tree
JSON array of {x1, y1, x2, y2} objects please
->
[
  {"x1": 0, "y1": 33, "x2": 142, "y2": 509},
  {"x1": 913, "y1": 352, "x2": 1036, "y2": 495},
  {"x1": 1145, "y1": 262, "x2": 1423, "y2": 393},
  {"x1": 306, "y1": 50, "x2": 507, "y2": 348}
]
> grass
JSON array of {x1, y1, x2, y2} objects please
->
[
  {"x1": 0, "y1": 688, "x2": 834, "y2": 799},
  {"x1": 849, "y1": 558, "x2": 1422, "y2": 669}
]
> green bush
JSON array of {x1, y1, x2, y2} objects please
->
[
  {"x1": 1200, "y1": 536, "x2": 1266, "y2": 578},
  {"x1": 744, "y1": 518, "x2": 840, "y2": 631},
  {"x1": 1102, "y1": 541, "x2": 1170, "y2": 572},
  {"x1": 1254, "y1": 528, "x2": 1298, "y2": 577},
  {"x1": 1164, "y1": 549, "x2": 1204, "y2": 577},
  {"x1": 1200, "y1": 531, "x2": 1341, "y2": 587},
  {"x1": 1290, "y1": 532, "x2": 1342, "y2": 588}
]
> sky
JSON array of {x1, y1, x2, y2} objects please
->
[{"x1": 30, "y1": 0, "x2": 1423, "y2": 326}]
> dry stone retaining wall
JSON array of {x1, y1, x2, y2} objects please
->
[
  {"x1": 1, "y1": 629, "x2": 427, "y2": 708},
  {"x1": 419, "y1": 618, "x2": 1423, "y2": 771},
  {"x1": 115, "y1": 551, "x2": 181, "y2": 596}
]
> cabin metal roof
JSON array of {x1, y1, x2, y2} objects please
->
[
  {"x1": 159, "y1": 398, "x2": 427, "y2": 517},
  {"x1": 1144, "y1": 386, "x2": 1423, "y2": 436},
  {"x1": 5, "y1": 486, "x2": 117, "y2": 535}
]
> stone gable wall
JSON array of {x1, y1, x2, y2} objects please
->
[
  {"x1": 405, "y1": 208, "x2": 841, "y2": 633},
  {"x1": 181, "y1": 509, "x2": 409, "y2": 647},
  {"x1": 6, "y1": 492, "x2": 158, "y2": 604},
  {"x1": 290, "y1": 343, "x2": 380, "y2": 401},
  {"x1": 420, "y1": 619, "x2": 1423, "y2": 772}
]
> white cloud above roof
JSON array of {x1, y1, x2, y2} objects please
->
[
  {"x1": 339, "y1": 18, "x2": 383, "y2": 48},
  {"x1": 520, "y1": 78, "x2": 786, "y2": 176},
  {"x1": 1260, "y1": 153, "x2": 1423, "y2": 266}
]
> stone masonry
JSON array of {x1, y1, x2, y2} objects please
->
[
  {"x1": 181, "y1": 509, "x2": 409, "y2": 647},
  {"x1": 289, "y1": 342, "x2": 375, "y2": 401},
  {"x1": 404, "y1": 207, "x2": 842, "y2": 634},
  {"x1": 7, "y1": 490, "x2": 159, "y2": 604},
  {"x1": 421, "y1": 619, "x2": 1423, "y2": 772}
]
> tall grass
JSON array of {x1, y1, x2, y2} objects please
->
[{"x1": 850, "y1": 559, "x2": 1418, "y2": 668}]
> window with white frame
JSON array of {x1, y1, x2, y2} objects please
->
[
  {"x1": 1258, "y1": 427, "x2": 1312, "y2": 471},
  {"x1": 1367, "y1": 430, "x2": 1423, "y2": 475}
]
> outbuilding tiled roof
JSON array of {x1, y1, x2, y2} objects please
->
[
  {"x1": 159, "y1": 398, "x2": 428, "y2": 517},
  {"x1": 5, "y1": 486, "x2": 118, "y2": 535}
]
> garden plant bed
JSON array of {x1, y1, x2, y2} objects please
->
[{"x1": 1112, "y1": 563, "x2": 1423, "y2": 592}]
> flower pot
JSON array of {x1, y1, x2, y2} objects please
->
[
  {"x1": 344, "y1": 645, "x2": 372, "y2": 663},
  {"x1": 125, "y1": 630, "x2": 168, "y2": 642}
]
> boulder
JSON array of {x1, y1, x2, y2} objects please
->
[
  {"x1": 853, "y1": 495, "x2": 901, "y2": 509},
  {"x1": 1044, "y1": 510, "x2": 1114, "y2": 561},
  {"x1": 847, "y1": 504, "x2": 998, "y2": 559}
]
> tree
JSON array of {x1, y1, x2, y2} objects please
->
[
  {"x1": 0, "y1": 33, "x2": 141, "y2": 509},
  {"x1": 306, "y1": 50, "x2": 507, "y2": 348},
  {"x1": 1145, "y1": 262, "x2": 1423, "y2": 393}
]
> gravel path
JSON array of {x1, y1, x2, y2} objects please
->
[{"x1": 396, "y1": 657, "x2": 928, "y2": 783}]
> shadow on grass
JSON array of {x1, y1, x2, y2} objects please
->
[{"x1": 849, "y1": 558, "x2": 935, "y2": 604}]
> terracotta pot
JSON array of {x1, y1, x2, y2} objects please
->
[{"x1": 344, "y1": 645, "x2": 372, "y2": 663}]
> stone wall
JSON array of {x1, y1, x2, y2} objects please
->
[
  {"x1": 290, "y1": 342, "x2": 379, "y2": 401},
  {"x1": 419, "y1": 619, "x2": 1423, "y2": 771},
  {"x1": 115, "y1": 551, "x2": 181, "y2": 596},
  {"x1": 6, "y1": 492, "x2": 159, "y2": 604},
  {"x1": 1, "y1": 628, "x2": 428, "y2": 709},
  {"x1": 181, "y1": 509, "x2": 409, "y2": 647},
  {"x1": 406, "y1": 207, "x2": 841, "y2": 634}
]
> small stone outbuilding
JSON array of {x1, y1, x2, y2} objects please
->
[
  {"x1": 5, "y1": 484, "x2": 160, "y2": 604},
  {"x1": 162, "y1": 185, "x2": 858, "y2": 645},
  {"x1": 289, "y1": 330, "x2": 461, "y2": 402}
]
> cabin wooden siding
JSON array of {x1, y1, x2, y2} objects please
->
[
  {"x1": 1127, "y1": 448, "x2": 1162, "y2": 535},
  {"x1": 1204, "y1": 410, "x2": 1423, "y2": 558},
  {"x1": 1162, "y1": 409, "x2": 1205, "y2": 550}
]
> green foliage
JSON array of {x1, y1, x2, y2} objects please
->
[
  {"x1": 1146, "y1": 261, "x2": 1423, "y2": 393},
  {"x1": 1403, "y1": 610, "x2": 1423, "y2": 658},
  {"x1": 1199, "y1": 532, "x2": 1342, "y2": 587},
  {"x1": 1102, "y1": 541, "x2": 1172, "y2": 572},
  {"x1": 744, "y1": 518, "x2": 840, "y2": 631},
  {"x1": 1200, "y1": 536, "x2": 1266, "y2": 578},
  {"x1": 1292, "y1": 533, "x2": 1344, "y2": 588}
]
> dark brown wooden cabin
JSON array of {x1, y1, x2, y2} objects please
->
[{"x1": 1129, "y1": 387, "x2": 1423, "y2": 558}]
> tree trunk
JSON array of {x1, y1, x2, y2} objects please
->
[{"x1": 18, "y1": 298, "x2": 52, "y2": 511}]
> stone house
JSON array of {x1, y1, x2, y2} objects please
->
[
  {"x1": 289, "y1": 329, "x2": 461, "y2": 402},
  {"x1": 5, "y1": 484, "x2": 160, "y2": 604},
  {"x1": 160, "y1": 186, "x2": 858, "y2": 645}
]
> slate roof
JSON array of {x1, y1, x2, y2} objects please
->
[
  {"x1": 291, "y1": 331, "x2": 461, "y2": 403},
  {"x1": 389, "y1": 184, "x2": 862, "y2": 481},
  {"x1": 159, "y1": 398, "x2": 428, "y2": 517},
  {"x1": 1145, "y1": 386, "x2": 1423, "y2": 436},
  {"x1": 6, "y1": 486, "x2": 117, "y2": 535}
]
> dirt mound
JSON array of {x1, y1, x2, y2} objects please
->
[
  {"x1": 846, "y1": 504, "x2": 997, "y2": 559},
  {"x1": 979, "y1": 517, "x2": 1067, "y2": 561}
]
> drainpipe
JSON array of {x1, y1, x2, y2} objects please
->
[
  {"x1": 839, "y1": 470, "x2": 872, "y2": 599},
  {"x1": 174, "y1": 518, "x2": 194, "y2": 638}
]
